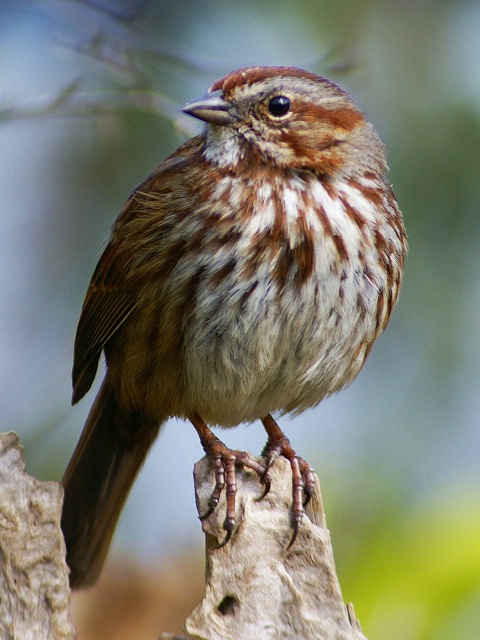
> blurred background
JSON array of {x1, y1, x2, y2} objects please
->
[{"x1": 1, "y1": 0, "x2": 479, "y2": 638}]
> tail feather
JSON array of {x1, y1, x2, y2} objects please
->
[{"x1": 61, "y1": 379, "x2": 161, "y2": 589}]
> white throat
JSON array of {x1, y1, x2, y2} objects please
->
[{"x1": 204, "y1": 126, "x2": 243, "y2": 168}]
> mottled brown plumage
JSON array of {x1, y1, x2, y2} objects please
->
[{"x1": 62, "y1": 66, "x2": 406, "y2": 589}]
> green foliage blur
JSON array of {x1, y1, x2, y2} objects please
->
[{"x1": 1, "y1": 1, "x2": 479, "y2": 638}]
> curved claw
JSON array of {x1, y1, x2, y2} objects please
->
[
  {"x1": 301, "y1": 464, "x2": 316, "y2": 507},
  {"x1": 199, "y1": 503, "x2": 216, "y2": 521},
  {"x1": 286, "y1": 519, "x2": 301, "y2": 550},
  {"x1": 302, "y1": 491, "x2": 312, "y2": 508},
  {"x1": 256, "y1": 470, "x2": 272, "y2": 502},
  {"x1": 214, "y1": 525, "x2": 233, "y2": 549}
]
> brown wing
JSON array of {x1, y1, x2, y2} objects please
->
[{"x1": 71, "y1": 149, "x2": 196, "y2": 405}]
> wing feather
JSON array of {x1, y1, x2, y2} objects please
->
[{"x1": 71, "y1": 149, "x2": 196, "y2": 404}]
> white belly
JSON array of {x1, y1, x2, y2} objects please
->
[{"x1": 181, "y1": 239, "x2": 383, "y2": 426}]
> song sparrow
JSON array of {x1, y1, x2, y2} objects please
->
[{"x1": 61, "y1": 66, "x2": 407, "y2": 589}]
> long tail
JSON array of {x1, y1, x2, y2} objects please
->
[{"x1": 61, "y1": 379, "x2": 161, "y2": 589}]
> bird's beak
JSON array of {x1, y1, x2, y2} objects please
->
[{"x1": 181, "y1": 90, "x2": 236, "y2": 126}]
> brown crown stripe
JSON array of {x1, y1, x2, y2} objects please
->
[{"x1": 212, "y1": 66, "x2": 338, "y2": 94}]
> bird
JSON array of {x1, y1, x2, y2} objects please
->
[{"x1": 61, "y1": 65, "x2": 407, "y2": 589}]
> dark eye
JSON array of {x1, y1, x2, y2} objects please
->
[{"x1": 267, "y1": 95, "x2": 291, "y2": 117}]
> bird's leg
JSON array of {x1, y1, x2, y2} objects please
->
[
  {"x1": 189, "y1": 413, "x2": 268, "y2": 547},
  {"x1": 261, "y1": 414, "x2": 316, "y2": 547}
]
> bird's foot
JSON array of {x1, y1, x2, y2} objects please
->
[
  {"x1": 190, "y1": 413, "x2": 268, "y2": 547},
  {"x1": 261, "y1": 414, "x2": 316, "y2": 547}
]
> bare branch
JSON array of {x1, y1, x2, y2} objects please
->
[
  {"x1": 187, "y1": 455, "x2": 368, "y2": 640},
  {"x1": 0, "y1": 432, "x2": 75, "y2": 639},
  {"x1": 0, "y1": 84, "x2": 197, "y2": 136}
]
